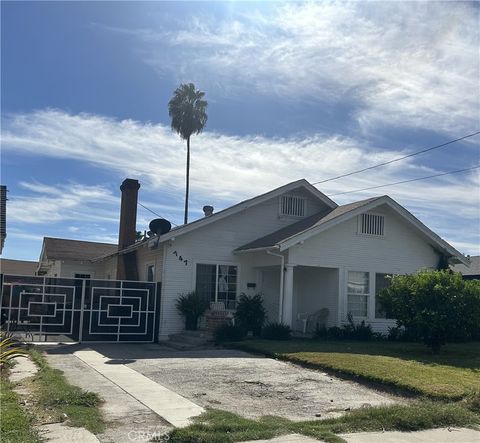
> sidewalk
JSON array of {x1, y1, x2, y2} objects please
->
[{"x1": 243, "y1": 428, "x2": 480, "y2": 443}]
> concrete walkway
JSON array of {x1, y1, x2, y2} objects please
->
[
  {"x1": 243, "y1": 428, "x2": 480, "y2": 442},
  {"x1": 73, "y1": 349, "x2": 205, "y2": 428}
]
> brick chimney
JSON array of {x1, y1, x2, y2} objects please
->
[{"x1": 117, "y1": 178, "x2": 140, "y2": 280}]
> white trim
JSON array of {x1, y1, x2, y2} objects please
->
[
  {"x1": 279, "y1": 196, "x2": 468, "y2": 265},
  {"x1": 145, "y1": 262, "x2": 155, "y2": 282},
  {"x1": 192, "y1": 260, "x2": 240, "y2": 307},
  {"x1": 111, "y1": 180, "x2": 338, "y2": 258}
]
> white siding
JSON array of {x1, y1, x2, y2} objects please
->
[
  {"x1": 58, "y1": 261, "x2": 99, "y2": 278},
  {"x1": 136, "y1": 244, "x2": 164, "y2": 282},
  {"x1": 293, "y1": 266, "x2": 338, "y2": 329},
  {"x1": 158, "y1": 189, "x2": 328, "y2": 338},
  {"x1": 288, "y1": 204, "x2": 439, "y2": 333}
]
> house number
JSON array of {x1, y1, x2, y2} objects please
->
[{"x1": 172, "y1": 250, "x2": 188, "y2": 266}]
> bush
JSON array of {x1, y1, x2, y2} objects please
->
[
  {"x1": 175, "y1": 291, "x2": 209, "y2": 331},
  {"x1": 378, "y1": 270, "x2": 480, "y2": 352},
  {"x1": 262, "y1": 322, "x2": 292, "y2": 340},
  {"x1": 214, "y1": 324, "x2": 245, "y2": 343},
  {"x1": 314, "y1": 316, "x2": 373, "y2": 341},
  {"x1": 342, "y1": 313, "x2": 373, "y2": 340},
  {"x1": 234, "y1": 293, "x2": 266, "y2": 336}
]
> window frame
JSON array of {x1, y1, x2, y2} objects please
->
[
  {"x1": 146, "y1": 263, "x2": 155, "y2": 282},
  {"x1": 346, "y1": 270, "x2": 370, "y2": 318},
  {"x1": 194, "y1": 261, "x2": 240, "y2": 309},
  {"x1": 357, "y1": 212, "x2": 386, "y2": 237},
  {"x1": 279, "y1": 194, "x2": 307, "y2": 218}
]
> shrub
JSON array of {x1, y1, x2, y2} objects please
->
[
  {"x1": 314, "y1": 317, "x2": 373, "y2": 341},
  {"x1": 234, "y1": 293, "x2": 266, "y2": 336},
  {"x1": 342, "y1": 313, "x2": 374, "y2": 340},
  {"x1": 378, "y1": 270, "x2": 480, "y2": 352},
  {"x1": 214, "y1": 324, "x2": 245, "y2": 343},
  {"x1": 175, "y1": 291, "x2": 209, "y2": 331},
  {"x1": 262, "y1": 322, "x2": 292, "y2": 340}
]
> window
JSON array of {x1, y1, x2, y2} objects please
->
[
  {"x1": 74, "y1": 273, "x2": 91, "y2": 279},
  {"x1": 196, "y1": 264, "x2": 238, "y2": 309},
  {"x1": 360, "y1": 213, "x2": 385, "y2": 236},
  {"x1": 280, "y1": 195, "x2": 306, "y2": 217},
  {"x1": 375, "y1": 273, "x2": 392, "y2": 319},
  {"x1": 347, "y1": 271, "x2": 369, "y2": 317},
  {"x1": 146, "y1": 264, "x2": 155, "y2": 282}
]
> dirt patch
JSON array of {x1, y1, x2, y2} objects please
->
[{"x1": 126, "y1": 348, "x2": 403, "y2": 421}]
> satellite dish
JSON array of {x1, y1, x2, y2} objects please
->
[{"x1": 149, "y1": 219, "x2": 172, "y2": 236}]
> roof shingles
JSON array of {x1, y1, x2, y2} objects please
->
[{"x1": 43, "y1": 237, "x2": 118, "y2": 261}]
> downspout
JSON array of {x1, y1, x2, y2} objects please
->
[{"x1": 266, "y1": 249, "x2": 285, "y2": 323}]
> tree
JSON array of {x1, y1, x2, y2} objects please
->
[
  {"x1": 378, "y1": 269, "x2": 480, "y2": 352},
  {"x1": 168, "y1": 83, "x2": 208, "y2": 224}
]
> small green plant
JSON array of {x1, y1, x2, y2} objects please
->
[
  {"x1": 175, "y1": 291, "x2": 209, "y2": 331},
  {"x1": 214, "y1": 324, "x2": 245, "y2": 343},
  {"x1": 342, "y1": 313, "x2": 373, "y2": 340},
  {"x1": 0, "y1": 332, "x2": 28, "y2": 368},
  {"x1": 262, "y1": 322, "x2": 292, "y2": 340},
  {"x1": 234, "y1": 293, "x2": 266, "y2": 336},
  {"x1": 314, "y1": 316, "x2": 373, "y2": 341}
]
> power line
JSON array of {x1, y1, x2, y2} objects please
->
[
  {"x1": 312, "y1": 131, "x2": 480, "y2": 185},
  {"x1": 138, "y1": 202, "x2": 179, "y2": 226},
  {"x1": 327, "y1": 165, "x2": 480, "y2": 197}
]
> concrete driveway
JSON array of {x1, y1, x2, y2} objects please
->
[{"x1": 51, "y1": 343, "x2": 399, "y2": 422}]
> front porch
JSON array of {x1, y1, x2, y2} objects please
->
[{"x1": 257, "y1": 264, "x2": 340, "y2": 333}]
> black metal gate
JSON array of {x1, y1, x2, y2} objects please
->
[{"x1": 0, "y1": 275, "x2": 160, "y2": 343}]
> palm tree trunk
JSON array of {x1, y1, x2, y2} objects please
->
[{"x1": 184, "y1": 136, "x2": 190, "y2": 224}]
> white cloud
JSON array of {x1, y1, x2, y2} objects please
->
[
  {"x1": 103, "y1": 2, "x2": 479, "y2": 135},
  {"x1": 7, "y1": 180, "x2": 119, "y2": 224},
  {"x1": 2, "y1": 108, "x2": 479, "y2": 254}
]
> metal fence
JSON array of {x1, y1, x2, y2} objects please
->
[{"x1": 0, "y1": 274, "x2": 160, "y2": 343}]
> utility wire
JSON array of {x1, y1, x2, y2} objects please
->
[
  {"x1": 327, "y1": 165, "x2": 480, "y2": 197},
  {"x1": 312, "y1": 131, "x2": 480, "y2": 185},
  {"x1": 138, "y1": 202, "x2": 178, "y2": 226}
]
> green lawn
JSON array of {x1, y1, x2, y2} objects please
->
[
  {"x1": 231, "y1": 339, "x2": 480, "y2": 400},
  {"x1": 0, "y1": 375, "x2": 39, "y2": 443},
  {"x1": 163, "y1": 401, "x2": 479, "y2": 443},
  {"x1": 29, "y1": 349, "x2": 105, "y2": 434}
]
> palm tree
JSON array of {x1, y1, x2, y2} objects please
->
[{"x1": 168, "y1": 83, "x2": 208, "y2": 225}]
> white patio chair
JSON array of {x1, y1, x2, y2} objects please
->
[{"x1": 297, "y1": 312, "x2": 309, "y2": 335}]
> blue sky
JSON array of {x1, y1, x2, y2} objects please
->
[{"x1": 1, "y1": 1, "x2": 479, "y2": 261}]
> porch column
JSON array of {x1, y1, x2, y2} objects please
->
[{"x1": 282, "y1": 264, "x2": 295, "y2": 327}]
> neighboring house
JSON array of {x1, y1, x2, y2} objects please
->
[
  {"x1": 451, "y1": 256, "x2": 479, "y2": 280},
  {"x1": 28, "y1": 178, "x2": 470, "y2": 339},
  {"x1": 37, "y1": 237, "x2": 118, "y2": 279},
  {"x1": 0, "y1": 258, "x2": 38, "y2": 275}
]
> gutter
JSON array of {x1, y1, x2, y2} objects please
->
[{"x1": 266, "y1": 248, "x2": 285, "y2": 323}]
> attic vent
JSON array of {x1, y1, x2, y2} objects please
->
[
  {"x1": 360, "y1": 213, "x2": 385, "y2": 236},
  {"x1": 280, "y1": 195, "x2": 306, "y2": 217}
]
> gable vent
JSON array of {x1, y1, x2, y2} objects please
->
[
  {"x1": 360, "y1": 213, "x2": 385, "y2": 236},
  {"x1": 280, "y1": 195, "x2": 306, "y2": 217}
]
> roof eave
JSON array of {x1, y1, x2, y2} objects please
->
[{"x1": 233, "y1": 245, "x2": 280, "y2": 254}]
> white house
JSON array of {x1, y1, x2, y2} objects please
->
[
  {"x1": 119, "y1": 179, "x2": 468, "y2": 339},
  {"x1": 34, "y1": 178, "x2": 469, "y2": 340}
]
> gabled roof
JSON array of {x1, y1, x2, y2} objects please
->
[
  {"x1": 117, "y1": 179, "x2": 338, "y2": 256},
  {"x1": 41, "y1": 237, "x2": 118, "y2": 261},
  {"x1": 451, "y1": 256, "x2": 479, "y2": 276},
  {"x1": 236, "y1": 195, "x2": 469, "y2": 266},
  {"x1": 235, "y1": 197, "x2": 380, "y2": 252}
]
